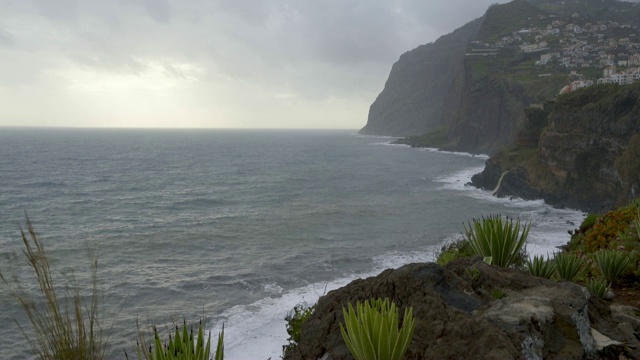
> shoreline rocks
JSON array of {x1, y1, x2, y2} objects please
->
[{"x1": 285, "y1": 257, "x2": 639, "y2": 360}]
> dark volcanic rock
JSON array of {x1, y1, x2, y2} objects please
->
[
  {"x1": 471, "y1": 157, "x2": 503, "y2": 191},
  {"x1": 493, "y1": 168, "x2": 545, "y2": 203},
  {"x1": 285, "y1": 257, "x2": 640, "y2": 360}
]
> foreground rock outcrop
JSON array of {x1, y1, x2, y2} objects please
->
[{"x1": 285, "y1": 257, "x2": 640, "y2": 359}]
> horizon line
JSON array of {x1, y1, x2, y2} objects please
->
[{"x1": 0, "y1": 125, "x2": 361, "y2": 131}]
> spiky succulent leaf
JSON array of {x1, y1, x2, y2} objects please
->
[
  {"x1": 527, "y1": 255, "x2": 556, "y2": 279},
  {"x1": 586, "y1": 278, "x2": 610, "y2": 299},
  {"x1": 340, "y1": 298, "x2": 415, "y2": 360},
  {"x1": 464, "y1": 215, "x2": 530, "y2": 268},
  {"x1": 593, "y1": 249, "x2": 630, "y2": 283},
  {"x1": 554, "y1": 253, "x2": 584, "y2": 282}
]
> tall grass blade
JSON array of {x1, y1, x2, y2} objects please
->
[{"x1": 0, "y1": 217, "x2": 108, "y2": 360}]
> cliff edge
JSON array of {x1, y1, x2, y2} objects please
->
[{"x1": 472, "y1": 83, "x2": 640, "y2": 212}]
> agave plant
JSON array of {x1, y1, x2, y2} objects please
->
[
  {"x1": 526, "y1": 255, "x2": 556, "y2": 279},
  {"x1": 340, "y1": 298, "x2": 415, "y2": 360},
  {"x1": 592, "y1": 249, "x2": 630, "y2": 284},
  {"x1": 464, "y1": 215, "x2": 530, "y2": 268},
  {"x1": 554, "y1": 253, "x2": 584, "y2": 282},
  {"x1": 586, "y1": 278, "x2": 610, "y2": 299},
  {"x1": 127, "y1": 320, "x2": 223, "y2": 360}
]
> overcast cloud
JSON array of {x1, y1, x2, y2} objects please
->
[{"x1": 0, "y1": 0, "x2": 506, "y2": 129}]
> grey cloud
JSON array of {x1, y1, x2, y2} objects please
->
[
  {"x1": 7, "y1": 0, "x2": 172, "y2": 25},
  {"x1": 137, "y1": 0, "x2": 171, "y2": 23},
  {"x1": 0, "y1": 28, "x2": 15, "y2": 47},
  {"x1": 0, "y1": 0, "x2": 510, "y2": 126},
  {"x1": 30, "y1": 0, "x2": 81, "y2": 23},
  {"x1": 70, "y1": 53, "x2": 148, "y2": 75},
  {"x1": 162, "y1": 62, "x2": 187, "y2": 80},
  {"x1": 213, "y1": 0, "x2": 271, "y2": 26}
]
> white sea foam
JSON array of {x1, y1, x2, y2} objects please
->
[
  {"x1": 216, "y1": 249, "x2": 439, "y2": 360},
  {"x1": 371, "y1": 142, "x2": 491, "y2": 159},
  {"x1": 374, "y1": 142, "x2": 410, "y2": 147},
  {"x1": 434, "y1": 166, "x2": 486, "y2": 192},
  {"x1": 418, "y1": 147, "x2": 490, "y2": 159},
  {"x1": 352, "y1": 134, "x2": 401, "y2": 140},
  {"x1": 434, "y1": 166, "x2": 585, "y2": 257},
  {"x1": 435, "y1": 167, "x2": 549, "y2": 208}
]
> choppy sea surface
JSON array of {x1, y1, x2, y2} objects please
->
[{"x1": 0, "y1": 128, "x2": 584, "y2": 359}]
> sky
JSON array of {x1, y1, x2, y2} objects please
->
[{"x1": 0, "y1": 0, "x2": 507, "y2": 129}]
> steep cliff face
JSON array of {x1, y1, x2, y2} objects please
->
[
  {"x1": 472, "y1": 84, "x2": 640, "y2": 212},
  {"x1": 359, "y1": 18, "x2": 482, "y2": 137},
  {"x1": 362, "y1": 0, "x2": 640, "y2": 154},
  {"x1": 444, "y1": 69, "x2": 528, "y2": 154},
  {"x1": 362, "y1": 0, "x2": 564, "y2": 153}
]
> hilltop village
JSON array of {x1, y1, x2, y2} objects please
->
[{"x1": 469, "y1": 7, "x2": 640, "y2": 94}]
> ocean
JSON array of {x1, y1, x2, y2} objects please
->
[{"x1": 0, "y1": 128, "x2": 584, "y2": 359}]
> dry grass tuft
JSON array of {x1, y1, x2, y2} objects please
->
[{"x1": 0, "y1": 217, "x2": 108, "y2": 360}]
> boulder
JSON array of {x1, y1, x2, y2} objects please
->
[{"x1": 285, "y1": 257, "x2": 639, "y2": 360}]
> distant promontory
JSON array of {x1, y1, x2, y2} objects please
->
[{"x1": 361, "y1": 0, "x2": 640, "y2": 211}]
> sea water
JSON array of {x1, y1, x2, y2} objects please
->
[{"x1": 0, "y1": 128, "x2": 584, "y2": 359}]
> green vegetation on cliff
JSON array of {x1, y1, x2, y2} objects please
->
[
  {"x1": 562, "y1": 201, "x2": 640, "y2": 299},
  {"x1": 477, "y1": 0, "x2": 545, "y2": 42}
]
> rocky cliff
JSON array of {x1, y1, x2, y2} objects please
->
[
  {"x1": 285, "y1": 257, "x2": 640, "y2": 359},
  {"x1": 471, "y1": 83, "x2": 640, "y2": 212},
  {"x1": 359, "y1": 18, "x2": 482, "y2": 137},
  {"x1": 361, "y1": 0, "x2": 566, "y2": 154},
  {"x1": 361, "y1": 0, "x2": 640, "y2": 155}
]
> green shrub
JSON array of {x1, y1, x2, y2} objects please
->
[
  {"x1": 586, "y1": 278, "x2": 609, "y2": 299},
  {"x1": 554, "y1": 253, "x2": 584, "y2": 282},
  {"x1": 580, "y1": 214, "x2": 598, "y2": 232},
  {"x1": 282, "y1": 303, "x2": 315, "y2": 355},
  {"x1": 127, "y1": 320, "x2": 222, "y2": 360},
  {"x1": 436, "y1": 250, "x2": 458, "y2": 266},
  {"x1": 465, "y1": 266, "x2": 481, "y2": 282},
  {"x1": 526, "y1": 255, "x2": 556, "y2": 279},
  {"x1": 583, "y1": 205, "x2": 637, "y2": 252},
  {"x1": 340, "y1": 298, "x2": 415, "y2": 360},
  {"x1": 436, "y1": 239, "x2": 474, "y2": 266},
  {"x1": 0, "y1": 218, "x2": 108, "y2": 360},
  {"x1": 592, "y1": 249, "x2": 630, "y2": 284},
  {"x1": 464, "y1": 215, "x2": 530, "y2": 268},
  {"x1": 491, "y1": 288, "x2": 507, "y2": 300}
]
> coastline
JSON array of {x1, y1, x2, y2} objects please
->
[{"x1": 221, "y1": 141, "x2": 586, "y2": 359}]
